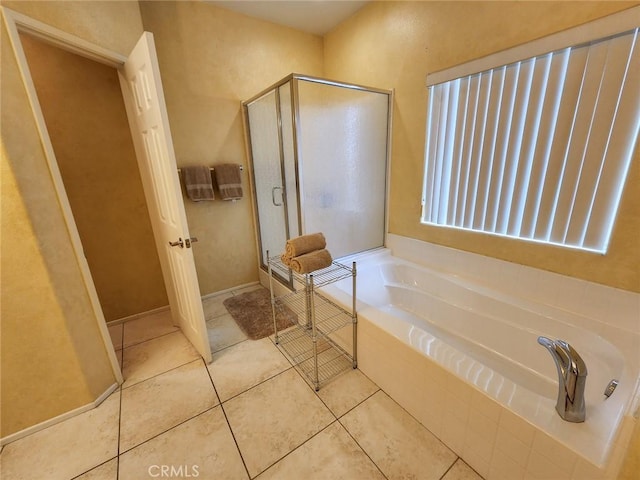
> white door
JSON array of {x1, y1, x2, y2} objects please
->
[{"x1": 118, "y1": 32, "x2": 212, "y2": 363}]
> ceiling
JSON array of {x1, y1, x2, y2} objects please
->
[{"x1": 208, "y1": 1, "x2": 369, "y2": 36}]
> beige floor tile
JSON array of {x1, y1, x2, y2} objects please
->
[
  {"x1": 257, "y1": 421, "x2": 384, "y2": 480},
  {"x1": 207, "y1": 338, "x2": 291, "y2": 401},
  {"x1": 122, "y1": 331, "x2": 200, "y2": 388},
  {"x1": 317, "y1": 369, "x2": 379, "y2": 417},
  {"x1": 116, "y1": 348, "x2": 123, "y2": 370},
  {"x1": 118, "y1": 407, "x2": 247, "y2": 480},
  {"x1": 206, "y1": 313, "x2": 247, "y2": 353},
  {"x1": 122, "y1": 310, "x2": 178, "y2": 348},
  {"x1": 443, "y1": 459, "x2": 484, "y2": 480},
  {"x1": 224, "y1": 368, "x2": 334, "y2": 477},
  {"x1": 107, "y1": 323, "x2": 123, "y2": 350},
  {"x1": 1, "y1": 393, "x2": 120, "y2": 480},
  {"x1": 120, "y1": 360, "x2": 219, "y2": 452},
  {"x1": 341, "y1": 391, "x2": 457, "y2": 480},
  {"x1": 75, "y1": 458, "x2": 118, "y2": 480},
  {"x1": 202, "y1": 292, "x2": 233, "y2": 320}
]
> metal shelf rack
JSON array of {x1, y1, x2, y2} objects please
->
[{"x1": 268, "y1": 253, "x2": 357, "y2": 391}]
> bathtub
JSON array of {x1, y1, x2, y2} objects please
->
[{"x1": 321, "y1": 248, "x2": 639, "y2": 479}]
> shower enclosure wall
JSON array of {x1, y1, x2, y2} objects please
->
[{"x1": 243, "y1": 74, "x2": 392, "y2": 281}]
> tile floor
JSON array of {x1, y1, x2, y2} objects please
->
[{"x1": 1, "y1": 285, "x2": 483, "y2": 480}]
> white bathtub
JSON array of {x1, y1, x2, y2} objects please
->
[{"x1": 321, "y1": 248, "x2": 639, "y2": 479}]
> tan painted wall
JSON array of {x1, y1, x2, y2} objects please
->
[
  {"x1": 139, "y1": 1, "x2": 324, "y2": 295},
  {"x1": 20, "y1": 33, "x2": 168, "y2": 321},
  {"x1": 0, "y1": 1, "x2": 144, "y2": 437},
  {"x1": 618, "y1": 415, "x2": 640, "y2": 479},
  {"x1": 324, "y1": 1, "x2": 640, "y2": 293}
]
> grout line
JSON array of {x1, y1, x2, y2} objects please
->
[
  {"x1": 116, "y1": 384, "x2": 122, "y2": 479},
  {"x1": 202, "y1": 357, "x2": 252, "y2": 479},
  {"x1": 334, "y1": 387, "x2": 381, "y2": 419},
  {"x1": 259, "y1": 355, "x2": 389, "y2": 479},
  {"x1": 219, "y1": 366, "x2": 294, "y2": 405},
  {"x1": 118, "y1": 357, "x2": 221, "y2": 455},
  {"x1": 364, "y1": 382, "x2": 458, "y2": 458},
  {"x1": 457, "y1": 458, "x2": 485, "y2": 479},
  {"x1": 121, "y1": 357, "x2": 203, "y2": 390},
  {"x1": 120, "y1": 328, "x2": 181, "y2": 351},
  {"x1": 69, "y1": 457, "x2": 118, "y2": 479},
  {"x1": 209, "y1": 336, "x2": 249, "y2": 355},
  {"x1": 250, "y1": 420, "x2": 339, "y2": 478},
  {"x1": 297, "y1": 374, "x2": 388, "y2": 480},
  {"x1": 437, "y1": 457, "x2": 460, "y2": 480},
  {"x1": 336, "y1": 414, "x2": 389, "y2": 480},
  {"x1": 117, "y1": 405, "x2": 220, "y2": 456}
]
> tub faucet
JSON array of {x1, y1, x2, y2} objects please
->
[{"x1": 537, "y1": 336, "x2": 588, "y2": 423}]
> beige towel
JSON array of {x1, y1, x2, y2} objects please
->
[
  {"x1": 280, "y1": 253, "x2": 292, "y2": 266},
  {"x1": 215, "y1": 163, "x2": 243, "y2": 200},
  {"x1": 285, "y1": 233, "x2": 326, "y2": 258},
  {"x1": 182, "y1": 166, "x2": 214, "y2": 201},
  {"x1": 290, "y1": 249, "x2": 333, "y2": 274}
]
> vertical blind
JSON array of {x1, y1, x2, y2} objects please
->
[{"x1": 422, "y1": 28, "x2": 640, "y2": 253}]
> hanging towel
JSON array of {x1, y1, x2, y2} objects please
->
[
  {"x1": 285, "y1": 233, "x2": 326, "y2": 258},
  {"x1": 290, "y1": 249, "x2": 333, "y2": 274},
  {"x1": 182, "y1": 166, "x2": 214, "y2": 201},
  {"x1": 215, "y1": 163, "x2": 243, "y2": 200}
]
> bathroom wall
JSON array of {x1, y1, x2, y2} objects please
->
[
  {"x1": 20, "y1": 33, "x2": 168, "y2": 322},
  {"x1": 0, "y1": 1, "x2": 144, "y2": 437},
  {"x1": 618, "y1": 414, "x2": 640, "y2": 479},
  {"x1": 139, "y1": 1, "x2": 324, "y2": 295},
  {"x1": 323, "y1": 1, "x2": 640, "y2": 293}
]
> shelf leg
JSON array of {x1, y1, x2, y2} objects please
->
[
  {"x1": 268, "y1": 250, "x2": 279, "y2": 344},
  {"x1": 304, "y1": 279, "x2": 312, "y2": 330},
  {"x1": 352, "y1": 261, "x2": 358, "y2": 369},
  {"x1": 310, "y1": 275, "x2": 320, "y2": 391}
]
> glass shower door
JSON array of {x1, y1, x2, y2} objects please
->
[
  {"x1": 296, "y1": 80, "x2": 389, "y2": 258},
  {"x1": 246, "y1": 90, "x2": 288, "y2": 269}
]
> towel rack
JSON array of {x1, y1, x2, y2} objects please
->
[{"x1": 177, "y1": 166, "x2": 243, "y2": 174}]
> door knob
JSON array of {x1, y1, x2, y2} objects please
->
[
  {"x1": 185, "y1": 237, "x2": 198, "y2": 248},
  {"x1": 169, "y1": 238, "x2": 184, "y2": 248}
]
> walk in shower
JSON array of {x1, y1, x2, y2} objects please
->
[{"x1": 243, "y1": 74, "x2": 392, "y2": 279}]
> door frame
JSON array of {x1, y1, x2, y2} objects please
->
[
  {"x1": 242, "y1": 87, "x2": 294, "y2": 289},
  {"x1": 2, "y1": 7, "x2": 127, "y2": 384},
  {"x1": 2, "y1": 8, "x2": 203, "y2": 383}
]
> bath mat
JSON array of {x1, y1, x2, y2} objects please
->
[{"x1": 223, "y1": 288, "x2": 297, "y2": 340}]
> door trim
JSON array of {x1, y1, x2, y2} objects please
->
[{"x1": 1, "y1": 7, "x2": 131, "y2": 385}]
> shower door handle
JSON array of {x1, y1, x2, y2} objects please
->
[{"x1": 271, "y1": 186, "x2": 284, "y2": 206}]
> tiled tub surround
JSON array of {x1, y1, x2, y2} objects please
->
[{"x1": 319, "y1": 236, "x2": 639, "y2": 480}]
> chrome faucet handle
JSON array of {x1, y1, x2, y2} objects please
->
[
  {"x1": 553, "y1": 340, "x2": 587, "y2": 403},
  {"x1": 554, "y1": 340, "x2": 587, "y2": 375},
  {"x1": 537, "y1": 336, "x2": 587, "y2": 422}
]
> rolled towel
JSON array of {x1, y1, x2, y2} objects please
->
[
  {"x1": 280, "y1": 253, "x2": 292, "y2": 266},
  {"x1": 290, "y1": 249, "x2": 333, "y2": 274},
  {"x1": 285, "y1": 233, "x2": 326, "y2": 258}
]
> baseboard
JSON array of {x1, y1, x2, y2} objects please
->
[
  {"x1": 107, "y1": 305, "x2": 170, "y2": 326},
  {"x1": 107, "y1": 282, "x2": 260, "y2": 326},
  {"x1": 201, "y1": 281, "x2": 260, "y2": 301},
  {"x1": 0, "y1": 382, "x2": 118, "y2": 447}
]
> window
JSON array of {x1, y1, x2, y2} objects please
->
[{"x1": 422, "y1": 20, "x2": 640, "y2": 253}]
